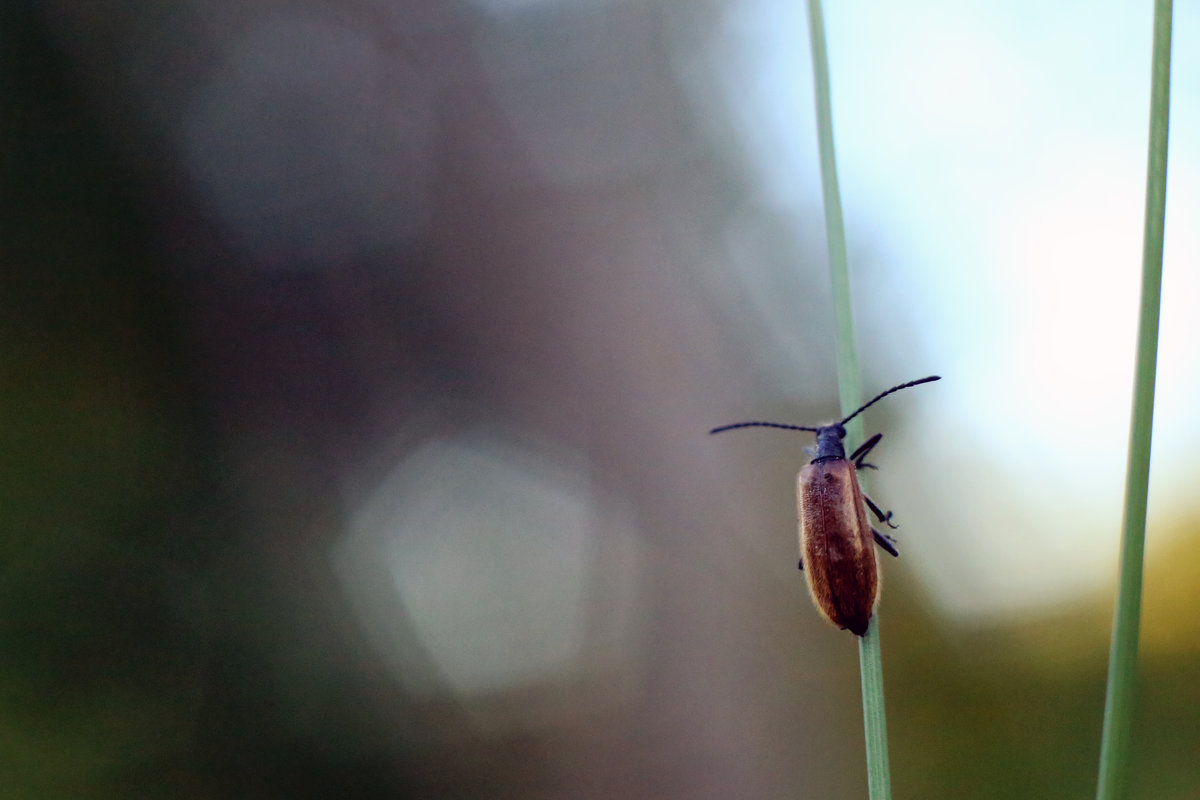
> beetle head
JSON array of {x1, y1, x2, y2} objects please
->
[{"x1": 811, "y1": 423, "x2": 848, "y2": 462}]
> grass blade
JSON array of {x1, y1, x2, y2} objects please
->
[
  {"x1": 805, "y1": 2, "x2": 891, "y2": 798},
  {"x1": 1096, "y1": 2, "x2": 1172, "y2": 799},
  {"x1": 805, "y1": 0, "x2": 861, "y2": 424},
  {"x1": 857, "y1": 621, "x2": 892, "y2": 798}
]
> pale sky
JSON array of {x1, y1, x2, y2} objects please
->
[{"x1": 715, "y1": 0, "x2": 1199, "y2": 618}]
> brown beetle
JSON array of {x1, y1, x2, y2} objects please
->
[{"x1": 710, "y1": 376, "x2": 940, "y2": 636}]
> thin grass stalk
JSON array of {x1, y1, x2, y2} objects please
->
[
  {"x1": 1095, "y1": 1, "x2": 1172, "y2": 798},
  {"x1": 805, "y1": 1, "x2": 891, "y2": 798}
]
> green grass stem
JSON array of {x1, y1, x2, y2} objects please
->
[
  {"x1": 1095, "y1": 2, "x2": 1172, "y2": 799},
  {"x1": 805, "y1": 0, "x2": 862, "y2": 424},
  {"x1": 805, "y1": 1, "x2": 891, "y2": 798}
]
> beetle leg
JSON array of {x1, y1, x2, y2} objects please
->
[
  {"x1": 797, "y1": 558, "x2": 804, "y2": 571},
  {"x1": 849, "y1": 433, "x2": 883, "y2": 468},
  {"x1": 863, "y1": 494, "x2": 899, "y2": 529},
  {"x1": 872, "y1": 528, "x2": 900, "y2": 558}
]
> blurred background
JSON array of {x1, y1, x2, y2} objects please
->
[{"x1": 3, "y1": 0, "x2": 1199, "y2": 797}]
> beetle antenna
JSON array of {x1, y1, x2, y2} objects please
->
[
  {"x1": 710, "y1": 376, "x2": 940, "y2": 435},
  {"x1": 709, "y1": 421, "x2": 822, "y2": 435},
  {"x1": 838, "y1": 375, "x2": 941, "y2": 426}
]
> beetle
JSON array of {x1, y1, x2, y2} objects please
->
[{"x1": 710, "y1": 376, "x2": 940, "y2": 636}]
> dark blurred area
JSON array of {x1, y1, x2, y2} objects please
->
[{"x1": 3, "y1": 2, "x2": 1198, "y2": 799}]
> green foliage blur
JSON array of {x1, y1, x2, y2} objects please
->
[
  {"x1": 1, "y1": 7, "x2": 392, "y2": 797},
  {"x1": 880, "y1": 533, "x2": 1200, "y2": 800}
]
